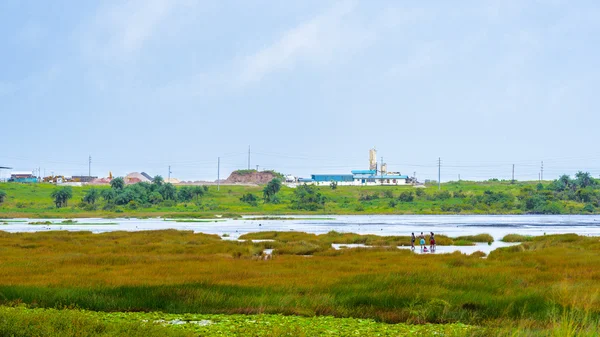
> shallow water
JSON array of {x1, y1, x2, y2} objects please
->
[{"x1": 2, "y1": 215, "x2": 599, "y2": 239}]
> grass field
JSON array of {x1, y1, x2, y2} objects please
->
[
  {"x1": 0, "y1": 306, "x2": 476, "y2": 336},
  {"x1": 0, "y1": 180, "x2": 597, "y2": 218},
  {"x1": 0, "y1": 230, "x2": 599, "y2": 335}
]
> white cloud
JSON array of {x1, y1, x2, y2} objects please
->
[
  {"x1": 238, "y1": 1, "x2": 362, "y2": 84},
  {"x1": 81, "y1": 0, "x2": 188, "y2": 62}
]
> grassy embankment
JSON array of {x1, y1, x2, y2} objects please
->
[
  {"x1": 0, "y1": 179, "x2": 597, "y2": 218},
  {"x1": 0, "y1": 230, "x2": 599, "y2": 335}
]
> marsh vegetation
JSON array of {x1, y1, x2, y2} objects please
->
[{"x1": 0, "y1": 230, "x2": 598, "y2": 335}]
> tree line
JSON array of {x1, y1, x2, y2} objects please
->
[{"x1": 50, "y1": 176, "x2": 209, "y2": 210}]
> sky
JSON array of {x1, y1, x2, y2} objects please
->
[{"x1": 1, "y1": 0, "x2": 599, "y2": 182}]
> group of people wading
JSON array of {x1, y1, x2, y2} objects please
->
[{"x1": 411, "y1": 232, "x2": 436, "y2": 252}]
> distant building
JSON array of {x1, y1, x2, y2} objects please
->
[
  {"x1": 9, "y1": 171, "x2": 38, "y2": 183},
  {"x1": 71, "y1": 176, "x2": 98, "y2": 183},
  {"x1": 292, "y1": 149, "x2": 412, "y2": 187},
  {"x1": 303, "y1": 170, "x2": 409, "y2": 186}
]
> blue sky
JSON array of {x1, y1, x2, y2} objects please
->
[{"x1": 1, "y1": 0, "x2": 599, "y2": 181}]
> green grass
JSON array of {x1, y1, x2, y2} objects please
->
[
  {"x1": 0, "y1": 180, "x2": 597, "y2": 218},
  {"x1": 454, "y1": 234, "x2": 494, "y2": 243},
  {"x1": 502, "y1": 234, "x2": 535, "y2": 242},
  {"x1": 0, "y1": 306, "x2": 477, "y2": 337},
  {"x1": 0, "y1": 305, "x2": 188, "y2": 337}
]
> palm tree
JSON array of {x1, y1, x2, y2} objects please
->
[
  {"x1": 83, "y1": 188, "x2": 99, "y2": 204},
  {"x1": 51, "y1": 187, "x2": 73, "y2": 208},
  {"x1": 152, "y1": 175, "x2": 164, "y2": 187},
  {"x1": 110, "y1": 177, "x2": 125, "y2": 190},
  {"x1": 575, "y1": 171, "x2": 594, "y2": 188}
]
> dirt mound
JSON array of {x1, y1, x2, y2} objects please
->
[{"x1": 225, "y1": 170, "x2": 280, "y2": 185}]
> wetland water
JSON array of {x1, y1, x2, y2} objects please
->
[{"x1": 2, "y1": 215, "x2": 599, "y2": 254}]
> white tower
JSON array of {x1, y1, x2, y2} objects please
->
[{"x1": 369, "y1": 148, "x2": 377, "y2": 171}]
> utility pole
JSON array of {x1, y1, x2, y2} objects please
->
[
  {"x1": 512, "y1": 164, "x2": 515, "y2": 183},
  {"x1": 248, "y1": 146, "x2": 251, "y2": 170},
  {"x1": 217, "y1": 157, "x2": 220, "y2": 191},
  {"x1": 438, "y1": 157, "x2": 441, "y2": 190},
  {"x1": 168, "y1": 166, "x2": 172, "y2": 182},
  {"x1": 88, "y1": 155, "x2": 92, "y2": 178},
  {"x1": 256, "y1": 165, "x2": 259, "y2": 171},
  {"x1": 541, "y1": 161, "x2": 544, "y2": 181},
  {"x1": 458, "y1": 174, "x2": 460, "y2": 182}
]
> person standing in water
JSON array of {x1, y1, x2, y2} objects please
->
[
  {"x1": 411, "y1": 232, "x2": 416, "y2": 250},
  {"x1": 430, "y1": 232, "x2": 436, "y2": 251},
  {"x1": 419, "y1": 232, "x2": 426, "y2": 250}
]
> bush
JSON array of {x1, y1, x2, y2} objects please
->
[
  {"x1": 292, "y1": 184, "x2": 326, "y2": 211},
  {"x1": 240, "y1": 193, "x2": 258, "y2": 206},
  {"x1": 398, "y1": 191, "x2": 414, "y2": 202},
  {"x1": 148, "y1": 192, "x2": 163, "y2": 204},
  {"x1": 431, "y1": 190, "x2": 452, "y2": 201},
  {"x1": 582, "y1": 204, "x2": 595, "y2": 213},
  {"x1": 359, "y1": 193, "x2": 379, "y2": 201},
  {"x1": 0, "y1": 190, "x2": 6, "y2": 204}
]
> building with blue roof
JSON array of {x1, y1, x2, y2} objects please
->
[
  {"x1": 298, "y1": 170, "x2": 409, "y2": 186},
  {"x1": 292, "y1": 149, "x2": 413, "y2": 187}
]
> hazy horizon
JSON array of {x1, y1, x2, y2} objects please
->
[{"x1": 2, "y1": 1, "x2": 599, "y2": 182}]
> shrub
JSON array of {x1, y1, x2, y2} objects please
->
[
  {"x1": 430, "y1": 191, "x2": 451, "y2": 201},
  {"x1": 148, "y1": 192, "x2": 163, "y2": 204},
  {"x1": 102, "y1": 203, "x2": 116, "y2": 211},
  {"x1": 0, "y1": 190, "x2": 6, "y2": 204},
  {"x1": 240, "y1": 193, "x2": 259, "y2": 206},
  {"x1": 292, "y1": 184, "x2": 326, "y2": 211},
  {"x1": 583, "y1": 204, "x2": 595, "y2": 213},
  {"x1": 359, "y1": 193, "x2": 379, "y2": 201},
  {"x1": 398, "y1": 191, "x2": 414, "y2": 202}
]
